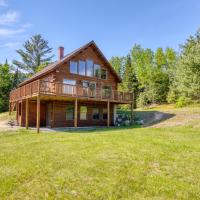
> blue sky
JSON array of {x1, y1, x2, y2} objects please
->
[{"x1": 0, "y1": 0, "x2": 200, "y2": 64}]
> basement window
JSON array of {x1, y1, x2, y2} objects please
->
[
  {"x1": 102, "y1": 108, "x2": 107, "y2": 120},
  {"x1": 66, "y1": 105, "x2": 74, "y2": 120},
  {"x1": 80, "y1": 106, "x2": 87, "y2": 120},
  {"x1": 92, "y1": 108, "x2": 100, "y2": 120}
]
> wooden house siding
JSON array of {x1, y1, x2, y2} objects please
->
[
  {"x1": 9, "y1": 41, "x2": 134, "y2": 132},
  {"x1": 56, "y1": 46, "x2": 118, "y2": 90}
]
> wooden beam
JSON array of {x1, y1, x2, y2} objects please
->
[
  {"x1": 25, "y1": 98, "x2": 29, "y2": 129},
  {"x1": 51, "y1": 102, "x2": 54, "y2": 128},
  {"x1": 74, "y1": 98, "x2": 78, "y2": 127},
  {"x1": 20, "y1": 101, "x2": 22, "y2": 126},
  {"x1": 36, "y1": 96, "x2": 40, "y2": 133},
  {"x1": 16, "y1": 101, "x2": 18, "y2": 124},
  {"x1": 107, "y1": 101, "x2": 110, "y2": 127}
]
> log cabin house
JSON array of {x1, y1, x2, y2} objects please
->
[{"x1": 9, "y1": 41, "x2": 134, "y2": 132}]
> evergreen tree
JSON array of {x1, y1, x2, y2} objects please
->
[
  {"x1": 13, "y1": 34, "x2": 53, "y2": 75},
  {"x1": 168, "y1": 29, "x2": 200, "y2": 102},
  {"x1": 0, "y1": 62, "x2": 13, "y2": 112}
]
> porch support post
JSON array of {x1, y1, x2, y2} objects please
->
[
  {"x1": 16, "y1": 101, "x2": 18, "y2": 124},
  {"x1": 130, "y1": 103, "x2": 134, "y2": 125},
  {"x1": 107, "y1": 101, "x2": 110, "y2": 127},
  {"x1": 25, "y1": 98, "x2": 29, "y2": 129},
  {"x1": 74, "y1": 98, "x2": 78, "y2": 127},
  {"x1": 36, "y1": 96, "x2": 40, "y2": 133}
]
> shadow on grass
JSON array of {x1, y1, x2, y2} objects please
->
[{"x1": 135, "y1": 110, "x2": 175, "y2": 127}]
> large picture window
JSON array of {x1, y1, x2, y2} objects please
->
[
  {"x1": 86, "y1": 60, "x2": 94, "y2": 77},
  {"x1": 92, "y1": 108, "x2": 100, "y2": 120},
  {"x1": 80, "y1": 106, "x2": 87, "y2": 120},
  {"x1": 66, "y1": 105, "x2": 74, "y2": 120},
  {"x1": 79, "y1": 60, "x2": 86, "y2": 76},
  {"x1": 101, "y1": 69, "x2": 107, "y2": 79},
  {"x1": 70, "y1": 61, "x2": 78, "y2": 74},
  {"x1": 94, "y1": 64, "x2": 101, "y2": 78}
]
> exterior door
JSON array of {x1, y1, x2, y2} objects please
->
[
  {"x1": 82, "y1": 81, "x2": 96, "y2": 97},
  {"x1": 88, "y1": 82, "x2": 96, "y2": 97},
  {"x1": 46, "y1": 103, "x2": 52, "y2": 127}
]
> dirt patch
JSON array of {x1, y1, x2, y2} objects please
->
[{"x1": 0, "y1": 119, "x2": 19, "y2": 131}]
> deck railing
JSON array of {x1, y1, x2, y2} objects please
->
[{"x1": 10, "y1": 80, "x2": 134, "y2": 102}]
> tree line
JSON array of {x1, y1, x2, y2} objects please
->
[
  {"x1": 0, "y1": 30, "x2": 200, "y2": 112},
  {"x1": 110, "y1": 29, "x2": 200, "y2": 107}
]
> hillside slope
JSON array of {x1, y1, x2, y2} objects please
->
[{"x1": 135, "y1": 104, "x2": 200, "y2": 128}]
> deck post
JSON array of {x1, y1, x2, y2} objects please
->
[
  {"x1": 25, "y1": 98, "x2": 29, "y2": 129},
  {"x1": 130, "y1": 103, "x2": 134, "y2": 125},
  {"x1": 36, "y1": 96, "x2": 40, "y2": 133},
  {"x1": 16, "y1": 101, "x2": 18, "y2": 124},
  {"x1": 74, "y1": 98, "x2": 78, "y2": 127},
  {"x1": 107, "y1": 101, "x2": 110, "y2": 127}
]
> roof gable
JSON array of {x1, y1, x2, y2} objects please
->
[{"x1": 19, "y1": 41, "x2": 121, "y2": 86}]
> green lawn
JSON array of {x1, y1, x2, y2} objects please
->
[{"x1": 1, "y1": 126, "x2": 200, "y2": 199}]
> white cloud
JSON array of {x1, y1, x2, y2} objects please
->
[
  {"x1": 0, "y1": 27, "x2": 25, "y2": 36},
  {"x1": 0, "y1": 42, "x2": 20, "y2": 48},
  {"x1": 0, "y1": 10, "x2": 19, "y2": 25},
  {"x1": 0, "y1": 0, "x2": 7, "y2": 6}
]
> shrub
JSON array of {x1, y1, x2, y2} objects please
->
[
  {"x1": 175, "y1": 96, "x2": 191, "y2": 108},
  {"x1": 137, "y1": 92, "x2": 149, "y2": 108}
]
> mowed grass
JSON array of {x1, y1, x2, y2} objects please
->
[{"x1": 0, "y1": 126, "x2": 200, "y2": 199}]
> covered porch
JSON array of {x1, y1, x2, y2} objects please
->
[{"x1": 11, "y1": 95, "x2": 134, "y2": 133}]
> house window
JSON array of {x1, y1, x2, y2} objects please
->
[
  {"x1": 66, "y1": 105, "x2": 74, "y2": 120},
  {"x1": 92, "y1": 108, "x2": 100, "y2": 120},
  {"x1": 80, "y1": 106, "x2": 87, "y2": 120},
  {"x1": 63, "y1": 79, "x2": 76, "y2": 85},
  {"x1": 102, "y1": 108, "x2": 107, "y2": 120},
  {"x1": 70, "y1": 61, "x2": 78, "y2": 74},
  {"x1": 86, "y1": 59, "x2": 94, "y2": 77},
  {"x1": 102, "y1": 85, "x2": 112, "y2": 98},
  {"x1": 79, "y1": 60, "x2": 86, "y2": 76},
  {"x1": 94, "y1": 64, "x2": 101, "y2": 78},
  {"x1": 63, "y1": 79, "x2": 76, "y2": 94},
  {"x1": 82, "y1": 81, "x2": 90, "y2": 88},
  {"x1": 101, "y1": 69, "x2": 107, "y2": 79}
]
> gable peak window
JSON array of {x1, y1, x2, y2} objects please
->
[
  {"x1": 94, "y1": 64, "x2": 101, "y2": 78},
  {"x1": 70, "y1": 61, "x2": 78, "y2": 74},
  {"x1": 79, "y1": 60, "x2": 86, "y2": 76},
  {"x1": 101, "y1": 69, "x2": 107, "y2": 79},
  {"x1": 86, "y1": 59, "x2": 94, "y2": 77}
]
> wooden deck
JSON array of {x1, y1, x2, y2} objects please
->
[{"x1": 10, "y1": 80, "x2": 134, "y2": 103}]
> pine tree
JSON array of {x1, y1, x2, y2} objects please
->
[{"x1": 13, "y1": 34, "x2": 53, "y2": 75}]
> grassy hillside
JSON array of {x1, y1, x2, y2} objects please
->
[{"x1": 0, "y1": 105, "x2": 200, "y2": 199}]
